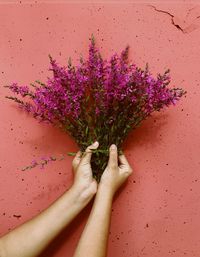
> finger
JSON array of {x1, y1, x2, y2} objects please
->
[
  {"x1": 119, "y1": 154, "x2": 133, "y2": 175},
  {"x1": 108, "y1": 144, "x2": 118, "y2": 168},
  {"x1": 118, "y1": 154, "x2": 130, "y2": 168},
  {"x1": 80, "y1": 141, "x2": 99, "y2": 165},
  {"x1": 72, "y1": 151, "x2": 82, "y2": 171}
]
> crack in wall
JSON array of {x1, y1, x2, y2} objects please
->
[
  {"x1": 147, "y1": 4, "x2": 184, "y2": 33},
  {"x1": 147, "y1": 4, "x2": 200, "y2": 34}
]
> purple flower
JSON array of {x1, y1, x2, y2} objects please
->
[
  {"x1": 5, "y1": 35, "x2": 186, "y2": 180},
  {"x1": 9, "y1": 82, "x2": 32, "y2": 97}
]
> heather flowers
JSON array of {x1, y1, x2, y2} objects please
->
[{"x1": 5, "y1": 35, "x2": 186, "y2": 181}]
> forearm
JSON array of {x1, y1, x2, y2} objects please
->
[
  {"x1": 0, "y1": 186, "x2": 89, "y2": 257},
  {"x1": 73, "y1": 186, "x2": 113, "y2": 257}
]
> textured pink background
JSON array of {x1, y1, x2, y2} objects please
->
[{"x1": 0, "y1": 1, "x2": 200, "y2": 257}]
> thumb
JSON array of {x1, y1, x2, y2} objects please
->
[
  {"x1": 80, "y1": 141, "x2": 99, "y2": 165},
  {"x1": 108, "y1": 144, "x2": 118, "y2": 168}
]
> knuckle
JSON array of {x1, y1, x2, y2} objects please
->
[
  {"x1": 85, "y1": 147, "x2": 92, "y2": 154},
  {"x1": 129, "y1": 167, "x2": 133, "y2": 174},
  {"x1": 124, "y1": 171, "x2": 130, "y2": 177},
  {"x1": 123, "y1": 168, "x2": 132, "y2": 177}
]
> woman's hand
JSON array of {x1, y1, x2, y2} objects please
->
[
  {"x1": 71, "y1": 141, "x2": 99, "y2": 203},
  {"x1": 99, "y1": 144, "x2": 133, "y2": 198},
  {"x1": 73, "y1": 144, "x2": 133, "y2": 257},
  {"x1": 71, "y1": 142, "x2": 132, "y2": 203}
]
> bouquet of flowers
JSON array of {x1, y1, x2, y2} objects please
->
[{"x1": 4, "y1": 35, "x2": 186, "y2": 181}]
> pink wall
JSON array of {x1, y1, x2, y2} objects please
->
[{"x1": 0, "y1": 1, "x2": 200, "y2": 257}]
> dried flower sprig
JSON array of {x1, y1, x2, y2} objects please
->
[
  {"x1": 21, "y1": 156, "x2": 57, "y2": 171},
  {"x1": 5, "y1": 34, "x2": 186, "y2": 181}
]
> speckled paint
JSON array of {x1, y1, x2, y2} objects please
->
[{"x1": 0, "y1": 1, "x2": 199, "y2": 257}]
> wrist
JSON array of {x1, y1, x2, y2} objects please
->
[
  {"x1": 69, "y1": 184, "x2": 96, "y2": 206},
  {"x1": 96, "y1": 183, "x2": 114, "y2": 202}
]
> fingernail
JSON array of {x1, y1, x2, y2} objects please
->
[
  {"x1": 93, "y1": 141, "x2": 99, "y2": 147},
  {"x1": 110, "y1": 144, "x2": 116, "y2": 150}
]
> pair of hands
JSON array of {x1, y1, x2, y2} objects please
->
[{"x1": 71, "y1": 141, "x2": 133, "y2": 202}]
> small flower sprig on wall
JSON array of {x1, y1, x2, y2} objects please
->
[{"x1": 5, "y1": 34, "x2": 186, "y2": 182}]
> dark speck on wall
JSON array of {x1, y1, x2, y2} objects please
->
[{"x1": 13, "y1": 214, "x2": 21, "y2": 219}]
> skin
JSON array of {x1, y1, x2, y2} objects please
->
[
  {"x1": 0, "y1": 142, "x2": 132, "y2": 257},
  {"x1": 73, "y1": 143, "x2": 133, "y2": 257}
]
